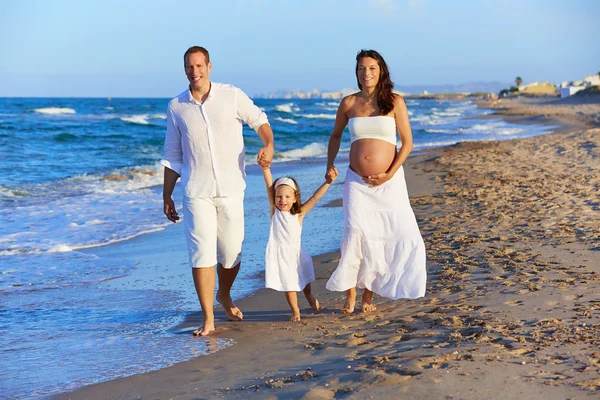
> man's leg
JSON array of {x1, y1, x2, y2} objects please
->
[
  {"x1": 192, "y1": 267, "x2": 216, "y2": 336},
  {"x1": 215, "y1": 194, "x2": 245, "y2": 321},
  {"x1": 183, "y1": 196, "x2": 219, "y2": 335},
  {"x1": 216, "y1": 263, "x2": 243, "y2": 321}
]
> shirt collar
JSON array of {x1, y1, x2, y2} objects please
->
[{"x1": 187, "y1": 82, "x2": 214, "y2": 104}]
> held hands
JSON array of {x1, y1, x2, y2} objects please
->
[
  {"x1": 363, "y1": 171, "x2": 392, "y2": 187},
  {"x1": 257, "y1": 145, "x2": 274, "y2": 168},
  {"x1": 164, "y1": 198, "x2": 179, "y2": 223},
  {"x1": 325, "y1": 165, "x2": 339, "y2": 184}
]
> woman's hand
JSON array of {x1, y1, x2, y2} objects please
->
[
  {"x1": 325, "y1": 165, "x2": 339, "y2": 184},
  {"x1": 325, "y1": 165, "x2": 338, "y2": 183},
  {"x1": 363, "y1": 171, "x2": 393, "y2": 187}
]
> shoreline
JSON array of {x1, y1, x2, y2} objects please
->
[{"x1": 55, "y1": 96, "x2": 600, "y2": 399}]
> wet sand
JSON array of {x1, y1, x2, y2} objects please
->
[{"x1": 55, "y1": 96, "x2": 600, "y2": 399}]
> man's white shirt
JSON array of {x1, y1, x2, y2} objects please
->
[{"x1": 161, "y1": 82, "x2": 269, "y2": 198}]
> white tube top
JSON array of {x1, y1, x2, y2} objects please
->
[{"x1": 349, "y1": 116, "x2": 397, "y2": 146}]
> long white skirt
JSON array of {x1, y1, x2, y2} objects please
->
[{"x1": 326, "y1": 167, "x2": 426, "y2": 300}]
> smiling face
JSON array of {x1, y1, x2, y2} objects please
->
[
  {"x1": 274, "y1": 185, "x2": 297, "y2": 212},
  {"x1": 356, "y1": 57, "x2": 380, "y2": 90},
  {"x1": 185, "y1": 51, "x2": 212, "y2": 91}
]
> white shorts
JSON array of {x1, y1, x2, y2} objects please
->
[{"x1": 182, "y1": 194, "x2": 244, "y2": 269}]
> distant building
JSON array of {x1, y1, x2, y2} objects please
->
[
  {"x1": 519, "y1": 82, "x2": 557, "y2": 95},
  {"x1": 560, "y1": 73, "x2": 600, "y2": 98},
  {"x1": 561, "y1": 86, "x2": 586, "y2": 98}
]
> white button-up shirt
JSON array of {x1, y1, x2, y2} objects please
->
[{"x1": 161, "y1": 82, "x2": 269, "y2": 198}]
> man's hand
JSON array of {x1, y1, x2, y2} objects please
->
[
  {"x1": 257, "y1": 145, "x2": 274, "y2": 168},
  {"x1": 164, "y1": 198, "x2": 179, "y2": 223}
]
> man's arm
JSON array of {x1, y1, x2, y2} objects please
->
[
  {"x1": 234, "y1": 87, "x2": 274, "y2": 168},
  {"x1": 161, "y1": 102, "x2": 183, "y2": 222},
  {"x1": 256, "y1": 123, "x2": 274, "y2": 168},
  {"x1": 163, "y1": 167, "x2": 180, "y2": 223}
]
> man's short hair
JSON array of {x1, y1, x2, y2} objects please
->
[{"x1": 184, "y1": 46, "x2": 210, "y2": 67}]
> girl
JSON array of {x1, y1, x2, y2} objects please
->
[{"x1": 262, "y1": 166, "x2": 338, "y2": 321}]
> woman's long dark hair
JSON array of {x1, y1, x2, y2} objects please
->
[{"x1": 355, "y1": 49, "x2": 395, "y2": 115}]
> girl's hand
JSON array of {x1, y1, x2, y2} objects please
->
[{"x1": 363, "y1": 171, "x2": 392, "y2": 187}]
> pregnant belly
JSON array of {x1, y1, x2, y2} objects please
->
[{"x1": 349, "y1": 139, "x2": 396, "y2": 177}]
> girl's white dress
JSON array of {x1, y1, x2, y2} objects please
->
[{"x1": 265, "y1": 209, "x2": 315, "y2": 292}]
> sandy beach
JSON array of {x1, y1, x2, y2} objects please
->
[{"x1": 54, "y1": 96, "x2": 600, "y2": 400}]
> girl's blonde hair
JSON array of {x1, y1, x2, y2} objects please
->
[{"x1": 272, "y1": 177, "x2": 302, "y2": 215}]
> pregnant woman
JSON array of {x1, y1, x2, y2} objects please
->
[{"x1": 325, "y1": 49, "x2": 426, "y2": 313}]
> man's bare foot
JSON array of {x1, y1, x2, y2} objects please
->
[
  {"x1": 306, "y1": 293, "x2": 320, "y2": 311},
  {"x1": 361, "y1": 290, "x2": 376, "y2": 313},
  {"x1": 342, "y1": 290, "x2": 356, "y2": 314},
  {"x1": 217, "y1": 290, "x2": 243, "y2": 321},
  {"x1": 193, "y1": 321, "x2": 215, "y2": 336},
  {"x1": 291, "y1": 307, "x2": 301, "y2": 322}
]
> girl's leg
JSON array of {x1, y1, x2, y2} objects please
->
[
  {"x1": 285, "y1": 291, "x2": 301, "y2": 321},
  {"x1": 361, "y1": 289, "x2": 377, "y2": 313},
  {"x1": 342, "y1": 287, "x2": 357, "y2": 313},
  {"x1": 303, "y1": 283, "x2": 320, "y2": 311}
]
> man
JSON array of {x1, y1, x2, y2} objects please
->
[{"x1": 162, "y1": 46, "x2": 274, "y2": 336}]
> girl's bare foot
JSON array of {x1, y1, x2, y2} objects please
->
[
  {"x1": 305, "y1": 293, "x2": 320, "y2": 311},
  {"x1": 361, "y1": 290, "x2": 376, "y2": 313},
  {"x1": 291, "y1": 307, "x2": 301, "y2": 322},
  {"x1": 193, "y1": 321, "x2": 215, "y2": 336},
  {"x1": 342, "y1": 288, "x2": 357, "y2": 313}
]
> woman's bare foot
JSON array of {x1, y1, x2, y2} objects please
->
[
  {"x1": 193, "y1": 321, "x2": 215, "y2": 336},
  {"x1": 342, "y1": 288, "x2": 357, "y2": 313},
  {"x1": 216, "y1": 290, "x2": 243, "y2": 321},
  {"x1": 361, "y1": 290, "x2": 377, "y2": 313},
  {"x1": 291, "y1": 307, "x2": 301, "y2": 322}
]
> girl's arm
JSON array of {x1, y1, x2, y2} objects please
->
[
  {"x1": 262, "y1": 166, "x2": 276, "y2": 216},
  {"x1": 299, "y1": 169, "x2": 339, "y2": 215}
]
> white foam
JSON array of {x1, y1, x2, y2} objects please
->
[
  {"x1": 278, "y1": 142, "x2": 327, "y2": 159},
  {"x1": 433, "y1": 111, "x2": 462, "y2": 117},
  {"x1": 34, "y1": 107, "x2": 76, "y2": 115},
  {"x1": 121, "y1": 116, "x2": 149, "y2": 125},
  {"x1": 120, "y1": 114, "x2": 166, "y2": 125},
  {"x1": 299, "y1": 113, "x2": 336, "y2": 120},
  {"x1": 48, "y1": 244, "x2": 73, "y2": 253},
  {"x1": 274, "y1": 103, "x2": 295, "y2": 113},
  {"x1": 273, "y1": 117, "x2": 298, "y2": 125}
]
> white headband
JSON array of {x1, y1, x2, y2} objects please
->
[{"x1": 274, "y1": 177, "x2": 297, "y2": 192}]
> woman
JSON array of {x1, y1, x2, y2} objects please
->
[{"x1": 325, "y1": 49, "x2": 426, "y2": 313}]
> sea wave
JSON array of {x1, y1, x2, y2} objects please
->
[
  {"x1": 274, "y1": 103, "x2": 299, "y2": 113},
  {"x1": 120, "y1": 113, "x2": 167, "y2": 125},
  {"x1": 273, "y1": 117, "x2": 298, "y2": 125},
  {"x1": 278, "y1": 142, "x2": 328, "y2": 159},
  {"x1": 34, "y1": 107, "x2": 76, "y2": 115},
  {"x1": 298, "y1": 113, "x2": 336, "y2": 120}
]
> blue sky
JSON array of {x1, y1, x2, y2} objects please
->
[{"x1": 0, "y1": 0, "x2": 598, "y2": 97}]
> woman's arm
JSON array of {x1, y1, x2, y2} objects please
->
[
  {"x1": 262, "y1": 166, "x2": 276, "y2": 216},
  {"x1": 364, "y1": 95, "x2": 414, "y2": 186},
  {"x1": 326, "y1": 96, "x2": 351, "y2": 178}
]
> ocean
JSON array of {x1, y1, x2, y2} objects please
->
[{"x1": 0, "y1": 96, "x2": 554, "y2": 398}]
